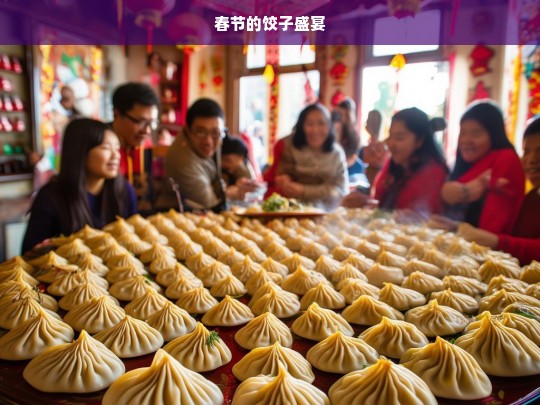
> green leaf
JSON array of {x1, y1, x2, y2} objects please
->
[{"x1": 206, "y1": 331, "x2": 221, "y2": 347}]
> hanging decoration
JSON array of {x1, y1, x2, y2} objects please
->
[
  {"x1": 210, "y1": 47, "x2": 224, "y2": 93},
  {"x1": 518, "y1": 0, "x2": 540, "y2": 45},
  {"x1": 304, "y1": 72, "x2": 317, "y2": 104},
  {"x1": 525, "y1": 46, "x2": 540, "y2": 117},
  {"x1": 329, "y1": 44, "x2": 349, "y2": 91},
  {"x1": 469, "y1": 80, "x2": 491, "y2": 102},
  {"x1": 199, "y1": 61, "x2": 207, "y2": 92},
  {"x1": 387, "y1": 0, "x2": 421, "y2": 19},
  {"x1": 263, "y1": 64, "x2": 275, "y2": 84},
  {"x1": 266, "y1": 43, "x2": 279, "y2": 164},
  {"x1": 469, "y1": 45, "x2": 495, "y2": 77},
  {"x1": 331, "y1": 89, "x2": 346, "y2": 107},
  {"x1": 390, "y1": 53, "x2": 406, "y2": 71},
  {"x1": 167, "y1": 12, "x2": 212, "y2": 49},
  {"x1": 507, "y1": 46, "x2": 522, "y2": 143}
]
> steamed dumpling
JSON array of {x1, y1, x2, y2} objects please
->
[
  {"x1": 217, "y1": 247, "x2": 246, "y2": 267},
  {"x1": 341, "y1": 295, "x2": 404, "y2": 325},
  {"x1": 359, "y1": 317, "x2": 429, "y2": 359},
  {"x1": 402, "y1": 271, "x2": 444, "y2": 294},
  {"x1": 233, "y1": 341, "x2": 314, "y2": 382},
  {"x1": 280, "y1": 253, "x2": 316, "y2": 272},
  {"x1": 400, "y1": 337, "x2": 492, "y2": 400},
  {"x1": 455, "y1": 316, "x2": 540, "y2": 376},
  {"x1": 146, "y1": 301, "x2": 197, "y2": 341},
  {"x1": 163, "y1": 322, "x2": 232, "y2": 372},
  {"x1": 245, "y1": 269, "x2": 282, "y2": 295},
  {"x1": 176, "y1": 287, "x2": 219, "y2": 314},
  {"x1": 430, "y1": 288, "x2": 479, "y2": 314},
  {"x1": 185, "y1": 252, "x2": 216, "y2": 274},
  {"x1": 105, "y1": 265, "x2": 148, "y2": 284},
  {"x1": 260, "y1": 257, "x2": 289, "y2": 278},
  {"x1": 281, "y1": 265, "x2": 329, "y2": 296},
  {"x1": 313, "y1": 255, "x2": 342, "y2": 279},
  {"x1": 23, "y1": 330, "x2": 124, "y2": 393},
  {"x1": 478, "y1": 258, "x2": 521, "y2": 283},
  {"x1": 232, "y1": 366, "x2": 329, "y2": 405},
  {"x1": 339, "y1": 278, "x2": 380, "y2": 304},
  {"x1": 139, "y1": 243, "x2": 175, "y2": 264},
  {"x1": 329, "y1": 358, "x2": 437, "y2": 405},
  {"x1": 521, "y1": 260, "x2": 540, "y2": 283},
  {"x1": 0, "y1": 266, "x2": 39, "y2": 287},
  {"x1": 58, "y1": 281, "x2": 111, "y2": 311},
  {"x1": 378, "y1": 283, "x2": 426, "y2": 311},
  {"x1": 478, "y1": 289, "x2": 540, "y2": 315},
  {"x1": 404, "y1": 300, "x2": 469, "y2": 337},
  {"x1": 300, "y1": 242, "x2": 329, "y2": 261},
  {"x1": 465, "y1": 311, "x2": 540, "y2": 345},
  {"x1": 165, "y1": 276, "x2": 204, "y2": 299},
  {"x1": 93, "y1": 315, "x2": 164, "y2": 358},
  {"x1": 300, "y1": 282, "x2": 346, "y2": 310},
  {"x1": 109, "y1": 275, "x2": 161, "y2": 301},
  {"x1": 197, "y1": 261, "x2": 232, "y2": 288},
  {"x1": 291, "y1": 302, "x2": 353, "y2": 341},
  {"x1": 73, "y1": 251, "x2": 109, "y2": 276},
  {"x1": 443, "y1": 275, "x2": 487, "y2": 297},
  {"x1": 377, "y1": 250, "x2": 408, "y2": 269},
  {"x1": 172, "y1": 240, "x2": 203, "y2": 261},
  {"x1": 209, "y1": 274, "x2": 246, "y2": 297},
  {"x1": 250, "y1": 287, "x2": 301, "y2": 318},
  {"x1": 341, "y1": 254, "x2": 375, "y2": 274},
  {"x1": 124, "y1": 288, "x2": 168, "y2": 320},
  {"x1": 63, "y1": 295, "x2": 125, "y2": 333},
  {"x1": 365, "y1": 263, "x2": 404, "y2": 287},
  {"x1": 231, "y1": 256, "x2": 264, "y2": 283},
  {"x1": 201, "y1": 295, "x2": 254, "y2": 326},
  {"x1": 102, "y1": 349, "x2": 223, "y2": 405},
  {"x1": 0, "y1": 255, "x2": 34, "y2": 273},
  {"x1": 55, "y1": 238, "x2": 91, "y2": 261},
  {"x1": 306, "y1": 331, "x2": 378, "y2": 374},
  {"x1": 0, "y1": 294, "x2": 60, "y2": 329},
  {"x1": 148, "y1": 255, "x2": 178, "y2": 275},
  {"x1": 235, "y1": 312, "x2": 293, "y2": 350},
  {"x1": 0, "y1": 307, "x2": 74, "y2": 360},
  {"x1": 154, "y1": 262, "x2": 194, "y2": 287},
  {"x1": 486, "y1": 275, "x2": 528, "y2": 295},
  {"x1": 403, "y1": 258, "x2": 445, "y2": 278},
  {"x1": 332, "y1": 264, "x2": 368, "y2": 285}
]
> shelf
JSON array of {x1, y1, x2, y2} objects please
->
[{"x1": 0, "y1": 172, "x2": 32, "y2": 183}]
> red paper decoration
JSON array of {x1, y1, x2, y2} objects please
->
[
  {"x1": 469, "y1": 45, "x2": 494, "y2": 77},
  {"x1": 469, "y1": 80, "x2": 491, "y2": 102},
  {"x1": 329, "y1": 61, "x2": 348, "y2": 84},
  {"x1": 167, "y1": 12, "x2": 212, "y2": 45},
  {"x1": 331, "y1": 89, "x2": 346, "y2": 107},
  {"x1": 387, "y1": 0, "x2": 421, "y2": 19}
]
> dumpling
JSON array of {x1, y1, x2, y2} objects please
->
[
  {"x1": 233, "y1": 341, "x2": 313, "y2": 382},
  {"x1": 341, "y1": 295, "x2": 404, "y2": 325},
  {"x1": 55, "y1": 238, "x2": 91, "y2": 261},
  {"x1": 146, "y1": 301, "x2": 197, "y2": 341},
  {"x1": 286, "y1": 235, "x2": 311, "y2": 252},
  {"x1": 47, "y1": 267, "x2": 107, "y2": 297},
  {"x1": 300, "y1": 242, "x2": 329, "y2": 261},
  {"x1": 185, "y1": 251, "x2": 216, "y2": 274},
  {"x1": 400, "y1": 337, "x2": 492, "y2": 400},
  {"x1": 359, "y1": 317, "x2": 429, "y2": 359},
  {"x1": 102, "y1": 349, "x2": 223, "y2": 405},
  {"x1": 291, "y1": 302, "x2": 353, "y2": 341},
  {"x1": 317, "y1": 232, "x2": 341, "y2": 250},
  {"x1": 154, "y1": 262, "x2": 194, "y2": 287},
  {"x1": 201, "y1": 237, "x2": 230, "y2": 259},
  {"x1": 63, "y1": 295, "x2": 125, "y2": 333},
  {"x1": 420, "y1": 248, "x2": 447, "y2": 268},
  {"x1": 356, "y1": 240, "x2": 382, "y2": 260},
  {"x1": 478, "y1": 258, "x2": 521, "y2": 283},
  {"x1": 444, "y1": 258, "x2": 481, "y2": 280},
  {"x1": 521, "y1": 260, "x2": 540, "y2": 283},
  {"x1": 176, "y1": 287, "x2": 219, "y2": 314},
  {"x1": 231, "y1": 256, "x2": 264, "y2": 283},
  {"x1": 105, "y1": 265, "x2": 148, "y2": 284},
  {"x1": 124, "y1": 288, "x2": 168, "y2": 320},
  {"x1": 28, "y1": 251, "x2": 69, "y2": 270},
  {"x1": 331, "y1": 246, "x2": 358, "y2": 262},
  {"x1": 165, "y1": 276, "x2": 204, "y2": 299},
  {"x1": 115, "y1": 233, "x2": 152, "y2": 255},
  {"x1": 365, "y1": 263, "x2": 404, "y2": 288},
  {"x1": 163, "y1": 322, "x2": 231, "y2": 372},
  {"x1": 443, "y1": 275, "x2": 487, "y2": 297},
  {"x1": 109, "y1": 275, "x2": 161, "y2": 301},
  {"x1": 245, "y1": 269, "x2": 283, "y2": 295},
  {"x1": 235, "y1": 312, "x2": 293, "y2": 350},
  {"x1": 249, "y1": 282, "x2": 281, "y2": 307},
  {"x1": 377, "y1": 250, "x2": 408, "y2": 269},
  {"x1": 197, "y1": 261, "x2": 232, "y2": 288},
  {"x1": 265, "y1": 243, "x2": 293, "y2": 262},
  {"x1": 94, "y1": 242, "x2": 129, "y2": 262},
  {"x1": 332, "y1": 264, "x2": 368, "y2": 285},
  {"x1": 217, "y1": 247, "x2": 246, "y2": 267},
  {"x1": 456, "y1": 316, "x2": 540, "y2": 376},
  {"x1": 281, "y1": 265, "x2": 329, "y2": 296},
  {"x1": 300, "y1": 283, "x2": 346, "y2": 310},
  {"x1": 430, "y1": 288, "x2": 479, "y2": 314},
  {"x1": 250, "y1": 287, "x2": 301, "y2": 318},
  {"x1": 307, "y1": 331, "x2": 378, "y2": 374},
  {"x1": 466, "y1": 311, "x2": 540, "y2": 345},
  {"x1": 314, "y1": 255, "x2": 342, "y2": 279},
  {"x1": 0, "y1": 255, "x2": 34, "y2": 273},
  {"x1": 280, "y1": 253, "x2": 316, "y2": 272},
  {"x1": 241, "y1": 245, "x2": 268, "y2": 263},
  {"x1": 260, "y1": 257, "x2": 289, "y2": 278},
  {"x1": 503, "y1": 302, "x2": 540, "y2": 322},
  {"x1": 404, "y1": 300, "x2": 469, "y2": 337},
  {"x1": 86, "y1": 232, "x2": 117, "y2": 251},
  {"x1": 172, "y1": 240, "x2": 203, "y2": 261},
  {"x1": 106, "y1": 252, "x2": 145, "y2": 270},
  {"x1": 478, "y1": 289, "x2": 540, "y2": 315},
  {"x1": 403, "y1": 258, "x2": 444, "y2": 278},
  {"x1": 232, "y1": 366, "x2": 329, "y2": 405},
  {"x1": 328, "y1": 358, "x2": 437, "y2": 405},
  {"x1": 402, "y1": 271, "x2": 444, "y2": 294},
  {"x1": 73, "y1": 251, "x2": 109, "y2": 277},
  {"x1": 0, "y1": 266, "x2": 39, "y2": 287},
  {"x1": 0, "y1": 286, "x2": 58, "y2": 312},
  {"x1": 486, "y1": 275, "x2": 528, "y2": 295},
  {"x1": 378, "y1": 283, "x2": 426, "y2": 311},
  {"x1": 201, "y1": 295, "x2": 254, "y2": 326},
  {"x1": 23, "y1": 330, "x2": 124, "y2": 393},
  {"x1": 148, "y1": 255, "x2": 178, "y2": 275},
  {"x1": 341, "y1": 254, "x2": 374, "y2": 274},
  {"x1": 526, "y1": 282, "x2": 540, "y2": 300},
  {"x1": 104, "y1": 216, "x2": 135, "y2": 235},
  {"x1": 58, "y1": 281, "x2": 111, "y2": 311},
  {"x1": 209, "y1": 274, "x2": 246, "y2": 298},
  {"x1": 338, "y1": 278, "x2": 380, "y2": 304},
  {"x1": 0, "y1": 294, "x2": 60, "y2": 329},
  {"x1": 94, "y1": 315, "x2": 164, "y2": 358}
]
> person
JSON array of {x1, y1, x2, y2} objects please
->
[
  {"x1": 59, "y1": 85, "x2": 81, "y2": 118},
  {"x1": 360, "y1": 109, "x2": 388, "y2": 187},
  {"x1": 450, "y1": 116, "x2": 540, "y2": 265},
  {"x1": 22, "y1": 119, "x2": 137, "y2": 253},
  {"x1": 332, "y1": 97, "x2": 365, "y2": 178},
  {"x1": 220, "y1": 135, "x2": 261, "y2": 201},
  {"x1": 156, "y1": 98, "x2": 229, "y2": 212},
  {"x1": 110, "y1": 82, "x2": 160, "y2": 211},
  {"x1": 275, "y1": 103, "x2": 348, "y2": 209},
  {"x1": 342, "y1": 107, "x2": 448, "y2": 215},
  {"x1": 440, "y1": 100, "x2": 525, "y2": 234}
]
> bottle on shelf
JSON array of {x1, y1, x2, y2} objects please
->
[{"x1": 0, "y1": 76, "x2": 12, "y2": 92}]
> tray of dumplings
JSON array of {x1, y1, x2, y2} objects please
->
[{"x1": 0, "y1": 208, "x2": 539, "y2": 405}]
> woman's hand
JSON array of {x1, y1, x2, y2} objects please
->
[
  {"x1": 281, "y1": 181, "x2": 304, "y2": 198},
  {"x1": 274, "y1": 174, "x2": 292, "y2": 188},
  {"x1": 341, "y1": 190, "x2": 370, "y2": 208},
  {"x1": 363, "y1": 141, "x2": 388, "y2": 169},
  {"x1": 427, "y1": 214, "x2": 460, "y2": 231},
  {"x1": 457, "y1": 222, "x2": 499, "y2": 248},
  {"x1": 441, "y1": 170, "x2": 492, "y2": 205}
]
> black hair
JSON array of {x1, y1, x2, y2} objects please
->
[
  {"x1": 337, "y1": 97, "x2": 357, "y2": 124},
  {"x1": 56, "y1": 118, "x2": 127, "y2": 231},
  {"x1": 112, "y1": 82, "x2": 159, "y2": 115},
  {"x1": 186, "y1": 98, "x2": 225, "y2": 128},
  {"x1": 292, "y1": 103, "x2": 335, "y2": 153},
  {"x1": 146, "y1": 51, "x2": 162, "y2": 68},
  {"x1": 450, "y1": 100, "x2": 514, "y2": 180},
  {"x1": 524, "y1": 115, "x2": 540, "y2": 138},
  {"x1": 221, "y1": 136, "x2": 248, "y2": 158}
]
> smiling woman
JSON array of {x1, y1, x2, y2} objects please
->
[{"x1": 21, "y1": 119, "x2": 137, "y2": 253}]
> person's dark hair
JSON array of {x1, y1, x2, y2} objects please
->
[
  {"x1": 112, "y1": 82, "x2": 159, "y2": 115},
  {"x1": 524, "y1": 115, "x2": 540, "y2": 138},
  {"x1": 292, "y1": 103, "x2": 335, "y2": 153},
  {"x1": 450, "y1": 100, "x2": 514, "y2": 180},
  {"x1": 186, "y1": 98, "x2": 225, "y2": 128},
  {"x1": 146, "y1": 51, "x2": 162, "y2": 68},
  {"x1": 337, "y1": 97, "x2": 357, "y2": 125},
  {"x1": 56, "y1": 118, "x2": 127, "y2": 231},
  {"x1": 222, "y1": 135, "x2": 248, "y2": 159}
]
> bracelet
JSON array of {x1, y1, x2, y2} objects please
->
[{"x1": 461, "y1": 184, "x2": 470, "y2": 203}]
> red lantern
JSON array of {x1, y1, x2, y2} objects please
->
[
  {"x1": 387, "y1": 0, "x2": 421, "y2": 19},
  {"x1": 330, "y1": 61, "x2": 349, "y2": 85},
  {"x1": 167, "y1": 13, "x2": 212, "y2": 45},
  {"x1": 125, "y1": 0, "x2": 176, "y2": 52}
]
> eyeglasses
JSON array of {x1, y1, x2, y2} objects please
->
[
  {"x1": 123, "y1": 112, "x2": 159, "y2": 131},
  {"x1": 190, "y1": 127, "x2": 226, "y2": 139}
]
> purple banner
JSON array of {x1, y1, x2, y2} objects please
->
[{"x1": 0, "y1": 0, "x2": 537, "y2": 45}]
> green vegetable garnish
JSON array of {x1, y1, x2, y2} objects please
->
[
  {"x1": 261, "y1": 193, "x2": 289, "y2": 212},
  {"x1": 206, "y1": 331, "x2": 221, "y2": 347}
]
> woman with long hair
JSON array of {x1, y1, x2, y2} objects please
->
[
  {"x1": 275, "y1": 103, "x2": 348, "y2": 209},
  {"x1": 332, "y1": 97, "x2": 364, "y2": 178},
  {"x1": 440, "y1": 100, "x2": 525, "y2": 233},
  {"x1": 343, "y1": 107, "x2": 448, "y2": 215},
  {"x1": 22, "y1": 118, "x2": 137, "y2": 252}
]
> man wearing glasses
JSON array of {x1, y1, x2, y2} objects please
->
[
  {"x1": 110, "y1": 82, "x2": 159, "y2": 211},
  {"x1": 157, "y1": 98, "x2": 227, "y2": 212}
]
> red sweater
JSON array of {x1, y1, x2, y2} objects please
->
[
  {"x1": 497, "y1": 188, "x2": 540, "y2": 265},
  {"x1": 263, "y1": 138, "x2": 285, "y2": 198},
  {"x1": 457, "y1": 149, "x2": 525, "y2": 234},
  {"x1": 373, "y1": 158, "x2": 447, "y2": 214}
]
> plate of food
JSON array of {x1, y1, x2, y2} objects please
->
[{"x1": 235, "y1": 193, "x2": 326, "y2": 219}]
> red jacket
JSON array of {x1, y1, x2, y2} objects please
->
[
  {"x1": 373, "y1": 158, "x2": 447, "y2": 214},
  {"x1": 457, "y1": 149, "x2": 525, "y2": 234}
]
